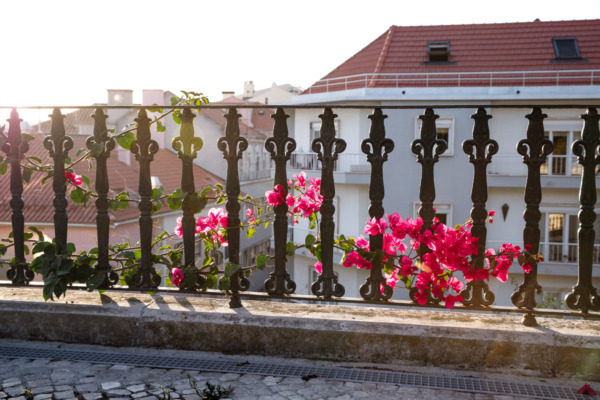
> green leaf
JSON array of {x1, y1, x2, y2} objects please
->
[
  {"x1": 156, "y1": 120, "x2": 166, "y2": 133},
  {"x1": 81, "y1": 174, "x2": 91, "y2": 187},
  {"x1": 256, "y1": 253, "x2": 270, "y2": 270},
  {"x1": 41, "y1": 172, "x2": 54, "y2": 186},
  {"x1": 116, "y1": 131, "x2": 136, "y2": 150},
  {"x1": 76, "y1": 148, "x2": 86, "y2": 158},
  {"x1": 87, "y1": 273, "x2": 106, "y2": 291},
  {"x1": 305, "y1": 234, "x2": 316, "y2": 248},
  {"x1": 22, "y1": 167, "x2": 33, "y2": 184},
  {"x1": 215, "y1": 183, "x2": 223, "y2": 191},
  {"x1": 0, "y1": 163, "x2": 7, "y2": 175},
  {"x1": 218, "y1": 276, "x2": 230, "y2": 290},
  {"x1": 246, "y1": 227, "x2": 256, "y2": 238},
  {"x1": 21, "y1": 133, "x2": 35, "y2": 142},
  {"x1": 172, "y1": 113, "x2": 181, "y2": 125},
  {"x1": 66, "y1": 242, "x2": 76, "y2": 253},
  {"x1": 170, "y1": 96, "x2": 180, "y2": 105},
  {"x1": 205, "y1": 273, "x2": 217, "y2": 289},
  {"x1": 285, "y1": 242, "x2": 296, "y2": 257},
  {"x1": 70, "y1": 187, "x2": 86, "y2": 204},
  {"x1": 224, "y1": 262, "x2": 241, "y2": 278}
]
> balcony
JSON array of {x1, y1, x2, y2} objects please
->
[
  {"x1": 303, "y1": 69, "x2": 600, "y2": 94},
  {"x1": 1, "y1": 102, "x2": 599, "y2": 381}
]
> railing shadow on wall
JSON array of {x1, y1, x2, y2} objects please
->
[{"x1": 1, "y1": 103, "x2": 599, "y2": 328}]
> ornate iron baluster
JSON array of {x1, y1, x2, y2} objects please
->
[
  {"x1": 43, "y1": 108, "x2": 73, "y2": 254},
  {"x1": 410, "y1": 108, "x2": 446, "y2": 304},
  {"x1": 565, "y1": 107, "x2": 600, "y2": 314},
  {"x1": 311, "y1": 108, "x2": 346, "y2": 299},
  {"x1": 511, "y1": 108, "x2": 552, "y2": 326},
  {"x1": 218, "y1": 107, "x2": 249, "y2": 308},
  {"x1": 264, "y1": 108, "x2": 296, "y2": 295},
  {"x1": 359, "y1": 108, "x2": 394, "y2": 301},
  {"x1": 460, "y1": 108, "x2": 498, "y2": 307},
  {"x1": 86, "y1": 108, "x2": 118, "y2": 288},
  {"x1": 411, "y1": 108, "x2": 447, "y2": 229},
  {"x1": 129, "y1": 108, "x2": 161, "y2": 290},
  {"x1": 172, "y1": 108, "x2": 205, "y2": 291},
  {"x1": 3, "y1": 109, "x2": 33, "y2": 284}
]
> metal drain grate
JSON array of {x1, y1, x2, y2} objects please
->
[{"x1": 0, "y1": 344, "x2": 591, "y2": 400}]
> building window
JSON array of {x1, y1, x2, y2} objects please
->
[
  {"x1": 552, "y1": 38, "x2": 581, "y2": 60},
  {"x1": 539, "y1": 211, "x2": 600, "y2": 264},
  {"x1": 541, "y1": 123, "x2": 582, "y2": 176},
  {"x1": 413, "y1": 202, "x2": 453, "y2": 227},
  {"x1": 310, "y1": 120, "x2": 340, "y2": 143},
  {"x1": 428, "y1": 41, "x2": 450, "y2": 62},
  {"x1": 415, "y1": 117, "x2": 455, "y2": 155}
]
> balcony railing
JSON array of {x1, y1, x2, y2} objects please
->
[
  {"x1": 488, "y1": 154, "x2": 583, "y2": 176},
  {"x1": 303, "y1": 70, "x2": 600, "y2": 94},
  {"x1": 239, "y1": 168, "x2": 271, "y2": 182},
  {"x1": 489, "y1": 240, "x2": 600, "y2": 265},
  {"x1": 289, "y1": 152, "x2": 369, "y2": 173},
  {"x1": 1, "y1": 103, "x2": 600, "y2": 327}
]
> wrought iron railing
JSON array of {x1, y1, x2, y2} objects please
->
[
  {"x1": 289, "y1": 152, "x2": 369, "y2": 173},
  {"x1": 1, "y1": 103, "x2": 600, "y2": 326}
]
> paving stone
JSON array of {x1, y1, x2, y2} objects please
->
[
  {"x1": 53, "y1": 390, "x2": 75, "y2": 400},
  {"x1": 109, "y1": 365, "x2": 131, "y2": 371},
  {"x1": 11, "y1": 396, "x2": 26, "y2": 400},
  {"x1": 100, "y1": 381, "x2": 121, "y2": 390},
  {"x1": 136, "y1": 396, "x2": 158, "y2": 400},
  {"x1": 0, "y1": 392, "x2": 6, "y2": 399},
  {"x1": 81, "y1": 393, "x2": 103, "y2": 400},
  {"x1": 180, "y1": 395, "x2": 201, "y2": 400},
  {"x1": 127, "y1": 384, "x2": 146, "y2": 393},
  {"x1": 75, "y1": 383, "x2": 99, "y2": 393},
  {"x1": 5, "y1": 387, "x2": 27, "y2": 397},
  {"x1": 78, "y1": 377, "x2": 97, "y2": 384},
  {"x1": 106, "y1": 389, "x2": 132, "y2": 396},
  {"x1": 2, "y1": 380, "x2": 21, "y2": 388},
  {"x1": 132, "y1": 392, "x2": 149, "y2": 399},
  {"x1": 33, "y1": 394, "x2": 53, "y2": 400},
  {"x1": 27, "y1": 379, "x2": 52, "y2": 388},
  {"x1": 30, "y1": 386, "x2": 54, "y2": 394}
]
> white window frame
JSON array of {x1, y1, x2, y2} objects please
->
[
  {"x1": 542, "y1": 120, "x2": 582, "y2": 177},
  {"x1": 415, "y1": 117, "x2": 455, "y2": 156},
  {"x1": 310, "y1": 120, "x2": 341, "y2": 143},
  {"x1": 412, "y1": 202, "x2": 453, "y2": 227}
]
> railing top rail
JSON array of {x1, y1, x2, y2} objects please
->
[
  {"x1": 312, "y1": 69, "x2": 600, "y2": 83},
  {"x1": 1, "y1": 104, "x2": 599, "y2": 110}
]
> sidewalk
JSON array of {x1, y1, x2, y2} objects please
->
[{"x1": 0, "y1": 339, "x2": 596, "y2": 400}]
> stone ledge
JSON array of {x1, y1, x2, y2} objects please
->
[{"x1": 0, "y1": 286, "x2": 599, "y2": 380}]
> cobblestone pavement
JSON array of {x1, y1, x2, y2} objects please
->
[{"x1": 0, "y1": 340, "x2": 589, "y2": 400}]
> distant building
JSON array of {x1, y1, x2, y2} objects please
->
[{"x1": 288, "y1": 19, "x2": 600, "y2": 306}]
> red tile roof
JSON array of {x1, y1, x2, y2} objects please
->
[
  {"x1": 304, "y1": 19, "x2": 600, "y2": 93},
  {"x1": 1, "y1": 109, "x2": 224, "y2": 225}
]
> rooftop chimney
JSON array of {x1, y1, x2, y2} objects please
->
[{"x1": 222, "y1": 91, "x2": 235, "y2": 100}]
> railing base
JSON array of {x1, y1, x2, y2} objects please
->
[{"x1": 0, "y1": 287, "x2": 599, "y2": 380}]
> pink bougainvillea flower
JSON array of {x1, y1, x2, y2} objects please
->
[
  {"x1": 444, "y1": 294, "x2": 463, "y2": 309},
  {"x1": 314, "y1": 261, "x2": 322, "y2": 274},
  {"x1": 246, "y1": 208, "x2": 254, "y2": 217},
  {"x1": 364, "y1": 216, "x2": 388, "y2": 236},
  {"x1": 414, "y1": 290, "x2": 429, "y2": 306},
  {"x1": 174, "y1": 216, "x2": 184, "y2": 238},
  {"x1": 488, "y1": 210, "x2": 495, "y2": 217},
  {"x1": 525, "y1": 244, "x2": 532, "y2": 251},
  {"x1": 171, "y1": 267, "x2": 184, "y2": 287},
  {"x1": 522, "y1": 261, "x2": 532, "y2": 274},
  {"x1": 266, "y1": 184, "x2": 285, "y2": 206},
  {"x1": 577, "y1": 384, "x2": 596, "y2": 396},
  {"x1": 447, "y1": 276, "x2": 464, "y2": 293},
  {"x1": 293, "y1": 171, "x2": 306, "y2": 189},
  {"x1": 248, "y1": 217, "x2": 256, "y2": 225},
  {"x1": 65, "y1": 171, "x2": 83, "y2": 186}
]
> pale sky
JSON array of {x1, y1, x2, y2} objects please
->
[{"x1": 2, "y1": 0, "x2": 599, "y2": 123}]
